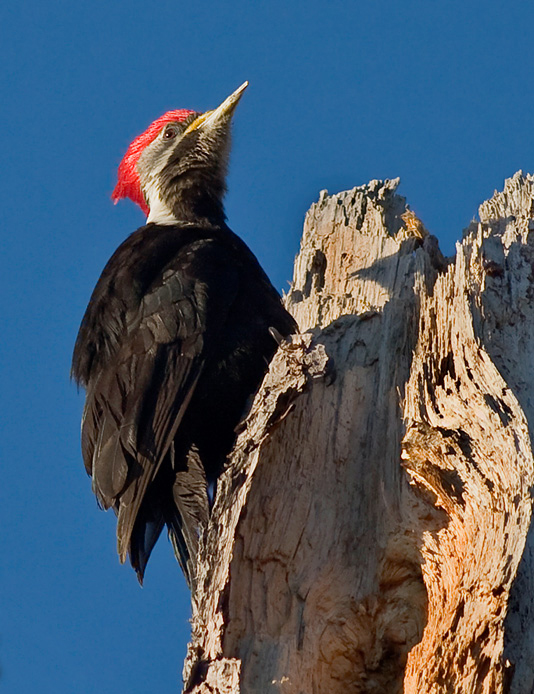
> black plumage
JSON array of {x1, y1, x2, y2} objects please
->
[{"x1": 72, "y1": 84, "x2": 296, "y2": 586}]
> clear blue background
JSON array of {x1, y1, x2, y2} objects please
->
[{"x1": 1, "y1": 1, "x2": 532, "y2": 692}]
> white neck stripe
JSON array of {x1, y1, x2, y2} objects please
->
[{"x1": 144, "y1": 179, "x2": 178, "y2": 225}]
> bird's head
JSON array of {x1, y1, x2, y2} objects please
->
[{"x1": 112, "y1": 81, "x2": 248, "y2": 225}]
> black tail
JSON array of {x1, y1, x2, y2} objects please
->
[
  {"x1": 169, "y1": 446, "x2": 210, "y2": 591},
  {"x1": 128, "y1": 485, "x2": 166, "y2": 585},
  {"x1": 128, "y1": 447, "x2": 211, "y2": 589},
  {"x1": 164, "y1": 506, "x2": 194, "y2": 588}
]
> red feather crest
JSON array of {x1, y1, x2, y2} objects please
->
[{"x1": 112, "y1": 109, "x2": 195, "y2": 216}]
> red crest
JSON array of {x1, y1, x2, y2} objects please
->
[{"x1": 112, "y1": 109, "x2": 195, "y2": 215}]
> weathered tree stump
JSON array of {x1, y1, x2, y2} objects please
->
[{"x1": 182, "y1": 172, "x2": 534, "y2": 694}]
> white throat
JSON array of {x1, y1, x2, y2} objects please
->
[{"x1": 144, "y1": 179, "x2": 178, "y2": 225}]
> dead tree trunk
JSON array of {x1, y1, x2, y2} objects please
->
[{"x1": 182, "y1": 172, "x2": 534, "y2": 694}]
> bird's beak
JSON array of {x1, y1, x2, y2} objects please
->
[{"x1": 183, "y1": 81, "x2": 249, "y2": 136}]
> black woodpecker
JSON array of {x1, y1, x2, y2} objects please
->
[{"x1": 72, "y1": 83, "x2": 296, "y2": 588}]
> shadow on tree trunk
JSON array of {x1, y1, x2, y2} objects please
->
[{"x1": 183, "y1": 173, "x2": 534, "y2": 694}]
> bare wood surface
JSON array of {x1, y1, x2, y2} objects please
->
[{"x1": 182, "y1": 172, "x2": 534, "y2": 694}]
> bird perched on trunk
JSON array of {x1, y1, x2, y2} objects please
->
[{"x1": 72, "y1": 82, "x2": 296, "y2": 588}]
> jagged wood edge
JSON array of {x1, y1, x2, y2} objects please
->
[
  {"x1": 180, "y1": 172, "x2": 534, "y2": 694},
  {"x1": 182, "y1": 334, "x2": 329, "y2": 690},
  {"x1": 403, "y1": 172, "x2": 534, "y2": 692}
]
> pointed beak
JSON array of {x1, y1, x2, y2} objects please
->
[{"x1": 183, "y1": 81, "x2": 249, "y2": 136}]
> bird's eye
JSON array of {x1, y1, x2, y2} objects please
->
[{"x1": 163, "y1": 126, "x2": 178, "y2": 140}]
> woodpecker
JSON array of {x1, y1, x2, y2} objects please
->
[{"x1": 72, "y1": 83, "x2": 296, "y2": 588}]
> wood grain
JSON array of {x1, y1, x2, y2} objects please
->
[{"x1": 182, "y1": 173, "x2": 534, "y2": 694}]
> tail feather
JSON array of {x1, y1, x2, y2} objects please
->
[
  {"x1": 116, "y1": 444, "x2": 211, "y2": 588},
  {"x1": 168, "y1": 446, "x2": 210, "y2": 590},
  {"x1": 126, "y1": 483, "x2": 166, "y2": 584},
  {"x1": 164, "y1": 507, "x2": 193, "y2": 588}
]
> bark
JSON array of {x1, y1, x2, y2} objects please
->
[{"x1": 182, "y1": 172, "x2": 534, "y2": 693}]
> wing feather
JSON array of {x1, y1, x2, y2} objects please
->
[{"x1": 77, "y1": 234, "x2": 240, "y2": 578}]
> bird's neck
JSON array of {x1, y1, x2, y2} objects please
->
[{"x1": 145, "y1": 173, "x2": 226, "y2": 226}]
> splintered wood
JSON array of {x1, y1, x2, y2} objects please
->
[{"x1": 182, "y1": 173, "x2": 534, "y2": 694}]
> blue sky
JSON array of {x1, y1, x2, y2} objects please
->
[{"x1": 1, "y1": 1, "x2": 532, "y2": 692}]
